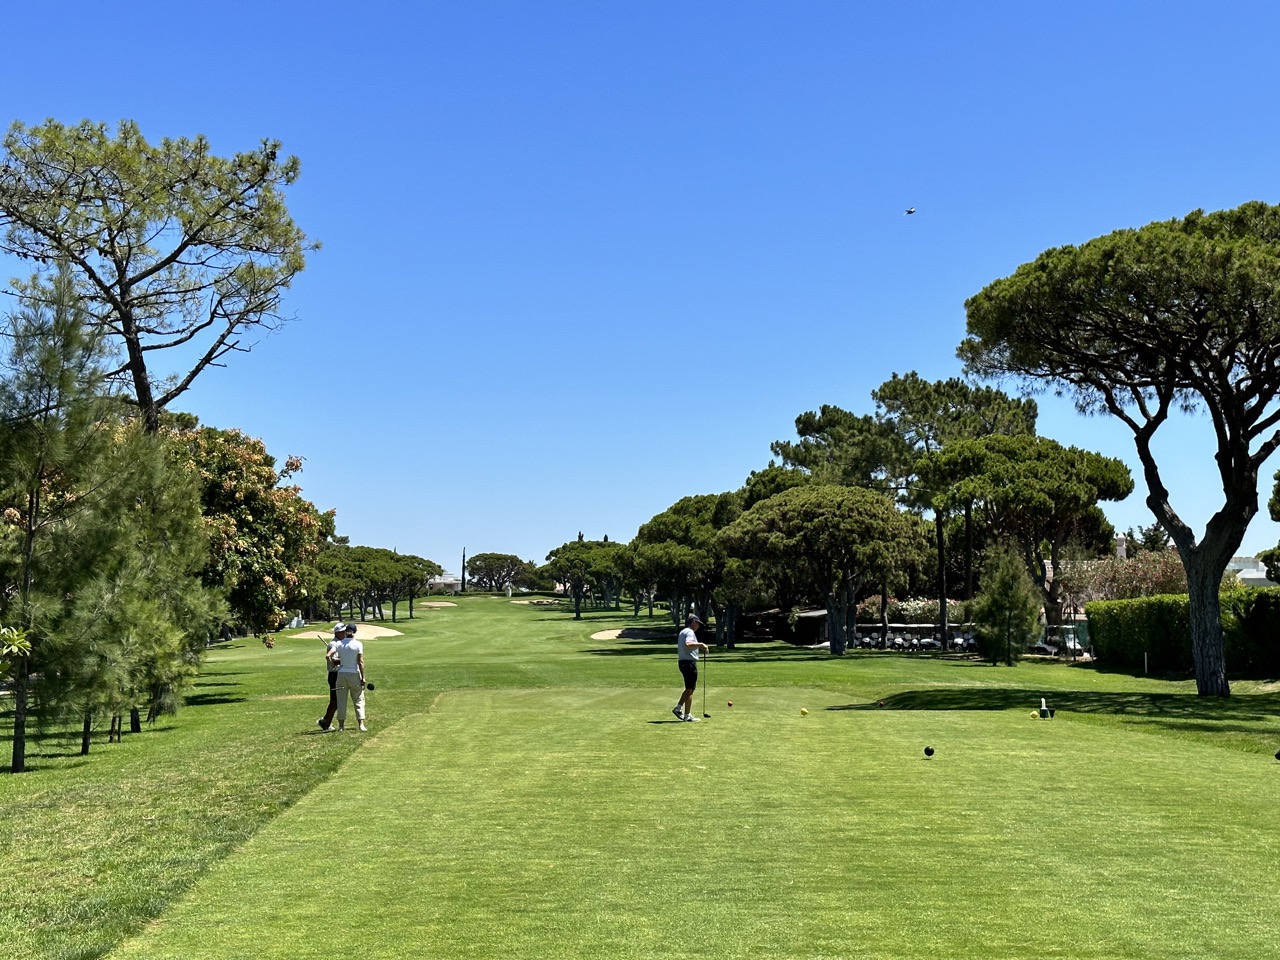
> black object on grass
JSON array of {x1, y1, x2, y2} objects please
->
[{"x1": 924, "y1": 745, "x2": 935, "y2": 757}]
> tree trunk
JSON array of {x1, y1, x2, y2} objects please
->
[
  {"x1": 964, "y1": 500, "x2": 975, "y2": 600},
  {"x1": 826, "y1": 591, "x2": 846, "y2": 656},
  {"x1": 10, "y1": 653, "x2": 30, "y2": 773},
  {"x1": 879, "y1": 577, "x2": 890, "y2": 650},
  {"x1": 935, "y1": 510, "x2": 948, "y2": 649},
  {"x1": 122, "y1": 317, "x2": 162, "y2": 434},
  {"x1": 830, "y1": 580, "x2": 856, "y2": 656},
  {"x1": 82, "y1": 713, "x2": 93, "y2": 755},
  {"x1": 130, "y1": 707, "x2": 141, "y2": 734},
  {"x1": 1186, "y1": 558, "x2": 1230, "y2": 696}
]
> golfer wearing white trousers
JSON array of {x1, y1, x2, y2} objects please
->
[{"x1": 334, "y1": 634, "x2": 367, "y2": 732}]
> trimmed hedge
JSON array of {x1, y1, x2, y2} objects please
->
[
  {"x1": 1086, "y1": 594, "x2": 1192, "y2": 673},
  {"x1": 1086, "y1": 587, "x2": 1280, "y2": 676}
]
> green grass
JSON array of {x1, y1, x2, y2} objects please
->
[{"x1": 4, "y1": 597, "x2": 1280, "y2": 959}]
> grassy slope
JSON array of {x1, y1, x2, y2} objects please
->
[{"x1": 3, "y1": 598, "x2": 1279, "y2": 959}]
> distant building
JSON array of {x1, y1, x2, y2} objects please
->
[
  {"x1": 1223, "y1": 560, "x2": 1274, "y2": 591},
  {"x1": 1226, "y1": 557, "x2": 1277, "y2": 589},
  {"x1": 428, "y1": 572, "x2": 464, "y2": 595}
]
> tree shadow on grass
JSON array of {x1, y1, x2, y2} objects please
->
[
  {"x1": 585, "y1": 637, "x2": 823, "y2": 660},
  {"x1": 827, "y1": 687, "x2": 1280, "y2": 723},
  {"x1": 584, "y1": 643, "x2": 670, "y2": 657},
  {"x1": 182, "y1": 692, "x2": 247, "y2": 707}
]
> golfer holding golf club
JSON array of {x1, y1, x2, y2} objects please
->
[
  {"x1": 333, "y1": 621, "x2": 369, "y2": 732},
  {"x1": 672, "y1": 613, "x2": 710, "y2": 722},
  {"x1": 315, "y1": 622, "x2": 345, "y2": 732}
]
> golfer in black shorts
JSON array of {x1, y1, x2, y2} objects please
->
[
  {"x1": 672, "y1": 613, "x2": 710, "y2": 722},
  {"x1": 316, "y1": 622, "x2": 344, "y2": 731}
]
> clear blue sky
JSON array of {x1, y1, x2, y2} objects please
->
[{"x1": 4, "y1": 1, "x2": 1280, "y2": 572}]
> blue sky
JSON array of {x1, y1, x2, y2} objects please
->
[{"x1": 3, "y1": 1, "x2": 1280, "y2": 572}]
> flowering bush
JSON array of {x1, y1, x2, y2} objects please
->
[{"x1": 857, "y1": 596, "x2": 968, "y2": 623}]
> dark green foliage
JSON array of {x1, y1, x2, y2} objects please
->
[
  {"x1": 0, "y1": 119, "x2": 316, "y2": 432},
  {"x1": 971, "y1": 546, "x2": 1040, "y2": 665},
  {"x1": 924, "y1": 433, "x2": 1132, "y2": 626},
  {"x1": 1221, "y1": 588, "x2": 1280, "y2": 676},
  {"x1": 717, "y1": 483, "x2": 924, "y2": 653},
  {"x1": 632, "y1": 493, "x2": 743, "y2": 626},
  {"x1": 1086, "y1": 596, "x2": 1193, "y2": 674},
  {"x1": 176, "y1": 425, "x2": 334, "y2": 634},
  {"x1": 312, "y1": 544, "x2": 441, "y2": 622},
  {"x1": 1087, "y1": 588, "x2": 1280, "y2": 677},
  {"x1": 466, "y1": 552, "x2": 536, "y2": 591},
  {"x1": 0, "y1": 270, "x2": 217, "y2": 770},
  {"x1": 740, "y1": 463, "x2": 809, "y2": 510},
  {"x1": 963, "y1": 202, "x2": 1280, "y2": 696}
]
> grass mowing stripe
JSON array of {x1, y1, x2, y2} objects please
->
[{"x1": 108, "y1": 686, "x2": 1280, "y2": 960}]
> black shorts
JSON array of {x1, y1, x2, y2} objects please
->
[{"x1": 679, "y1": 659, "x2": 698, "y2": 691}]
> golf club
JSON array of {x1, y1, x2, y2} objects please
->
[{"x1": 702, "y1": 650, "x2": 710, "y2": 718}]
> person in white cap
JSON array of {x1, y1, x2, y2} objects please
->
[
  {"x1": 333, "y1": 621, "x2": 368, "y2": 732},
  {"x1": 316, "y1": 623, "x2": 345, "y2": 732},
  {"x1": 672, "y1": 612, "x2": 710, "y2": 722}
]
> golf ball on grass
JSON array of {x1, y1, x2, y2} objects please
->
[
  {"x1": 924, "y1": 745, "x2": 934, "y2": 757},
  {"x1": 727, "y1": 700, "x2": 733, "y2": 707},
  {"x1": 800, "y1": 707, "x2": 808, "y2": 715}
]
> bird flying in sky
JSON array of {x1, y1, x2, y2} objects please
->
[{"x1": 904, "y1": 207, "x2": 916, "y2": 215}]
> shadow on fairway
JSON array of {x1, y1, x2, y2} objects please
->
[
  {"x1": 183, "y1": 692, "x2": 248, "y2": 707},
  {"x1": 584, "y1": 638, "x2": 828, "y2": 661},
  {"x1": 828, "y1": 687, "x2": 1280, "y2": 722}
]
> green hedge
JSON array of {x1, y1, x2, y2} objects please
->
[
  {"x1": 1085, "y1": 588, "x2": 1280, "y2": 676},
  {"x1": 1086, "y1": 594, "x2": 1192, "y2": 673}
]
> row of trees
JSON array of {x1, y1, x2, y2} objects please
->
[
  {"x1": 547, "y1": 202, "x2": 1280, "y2": 700},
  {"x1": 311, "y1": 545, "x2": 442, "y2": 623},
  {"x1": 0, "y1": 119, "x2": 449, "y2": 770},
  {"x1": 542, "y1": 372, "x2": 1133, "y2": 661},
  {"x1": 0, "y1": 269, "x2": 416, "y2": 772}
]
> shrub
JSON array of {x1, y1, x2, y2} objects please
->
[
  {"x1": 1221, "y1": 587, "x2": 1280, "y2": 675},
  {"x1": 857, "y1": 596, "x2": 968, "y2": 624},
  {"x1": 972, "y1": 547, "x2": 1040, "y2": 666}
]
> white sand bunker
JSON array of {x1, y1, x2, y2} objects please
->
[
  {"x1": 590, "y1": 627, "x2": 674, "y2": 641},
  {"x1": 511, "y1": 598, "x2": 560, "y2": 605},
  {"x1": 289, "y1": 624, "x2": 405, "y2": 640},
  {"x1": 420, "y1": 601, "x2": 457, "y2": 607}
]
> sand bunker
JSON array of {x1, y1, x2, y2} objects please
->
[
  {"x1": 289, "y1": 624, "x2": 404, "y2": 640},
  {"x1": 419, "y1": 601, "x2": 457, "y2": 607},
  {"x1": 511, "y1": 599, "x2": 560, "y2": 605},
  {"x1": 590, "y1": 627, "x2": 674, "y2": 641}
]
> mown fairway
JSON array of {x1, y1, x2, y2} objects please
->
[{"x1": 4, "y1": 598, "x2": 1280, "y2": 959}]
